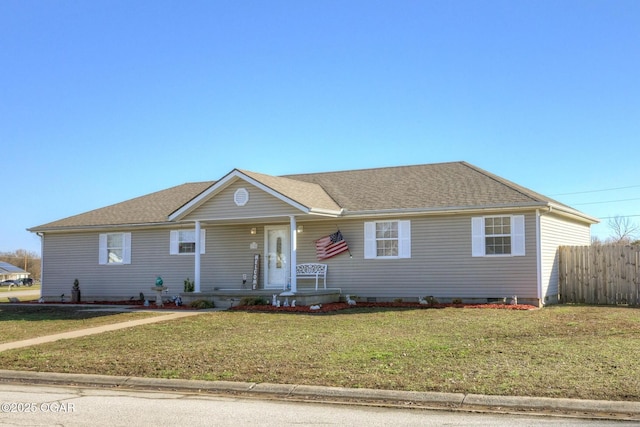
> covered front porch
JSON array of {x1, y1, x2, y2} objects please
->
[
  {"x1": 188, "y1": 215, "x2": 311, "y2": 293},
  {"x1": 180, "y1": 288, "x2": 342, "y2": 309},
  {"x1": 169, "y1": 171, "x2": 348, "y2": 306}
]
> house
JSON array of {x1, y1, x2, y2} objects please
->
[
  {"x1": 0, "y1": 261, "x2": 30, "y2": 282},
  {"x1": 28, "y1": 161, "x2": 598, "y2": 307}
]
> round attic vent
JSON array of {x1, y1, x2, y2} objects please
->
[{"x1": 234, "y1": 188, "x2": 249, "y2": 206}]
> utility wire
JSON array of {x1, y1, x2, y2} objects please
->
[
  {"x1": 572, "y1": 197, "x2": 640, "y2": 206},
  {"x1": 549, "y1": 184, "x2": 640, "y2": 196}
]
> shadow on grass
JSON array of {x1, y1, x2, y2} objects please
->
[
  {"x1": 0, "y1": 305, "x2": 128, "y2": 322},
  {"x1": 228, "y1": 305, "x2": 449, "y2": 316}
]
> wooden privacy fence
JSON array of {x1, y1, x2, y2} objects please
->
[{"x1": 559, "y1": 245, "x2": 640, "y2": 306}]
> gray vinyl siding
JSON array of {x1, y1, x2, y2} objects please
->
[
  {"x1": 41, "y1": 228, "x2": 203, "y2": 300},
  {"x1": 294, "y1": 213, "x2": 539, "y2": 300},
  {"x1": 41, "y1": 212, "x2": 540, "y2": 302},
  {"x1": 539, "y1": 213, "x2": 591, "y2": 304},
  {"x1": 185, "y1": 180, "x2": 301, "y2": 221}
]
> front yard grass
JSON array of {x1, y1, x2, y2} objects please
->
[
  {"x1": 0, "y1": 284, "x2": 41, "y2": 293},
  {"x1": 0, "y1": 284, "x2": 41, "y2": 302},
  {"x1": 0, "y1": 305, "x2": 638, "y2": 401},
  {"x1": 0, "y1": 305, "x2": 163, "y2": 343}
]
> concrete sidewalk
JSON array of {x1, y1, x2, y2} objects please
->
[
  {"x1": 0, "y1": 306, "x2": 638, "y2": 420},
  {"x1": 0, "y1": 310, "x2": 203, "y2": 352}
]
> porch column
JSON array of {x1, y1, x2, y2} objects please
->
[
  {"x1": 289, "y1": 216, "x2": 297, "y2": 293},
  {"x1": 194, "y1": 220, "x2": 201, "y2": 293}
]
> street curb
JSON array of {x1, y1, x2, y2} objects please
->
[
  {"x1": 290, "y1": 384, "x2": 465, "y2": 406},
  {"x1": 1, "y1": 369, "x2": 639, "y2": 418},
  {"x1": 463, "y1": 393, "x2": 640, "y2": 415}
]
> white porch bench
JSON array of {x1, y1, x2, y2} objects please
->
[{"x1": 295, "y1": 263, "x2": 328, "y2": 290}]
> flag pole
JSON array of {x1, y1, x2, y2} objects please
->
[{"x1": 335, "y1": 225, "x2": 353, "y2": 258}]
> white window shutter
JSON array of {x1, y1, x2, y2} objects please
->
[
  {"x1": 199, "y1": 229, "x2": 206, "y2": 254},
  {"x1": 364, "y1": 222, "x2": 376, "y2": 259},
  {"x1": 99, "y1": 234, "x2": 108, "y2": 264},
  {"x1": 398, "y1": 220, "x2": 411, "y2": 258},
  {"x1": 512, "y1": 215, "x2": 525, "y2": 256},
  {"x1": 170, "y1": 230, "x2": 179, "y2": 255},
  {"x1": 123, "y1": 232, "x2": 132, "y2": 264},
  {"x1": 471, "y1": 217, "x2": 485, "y2": 257}
]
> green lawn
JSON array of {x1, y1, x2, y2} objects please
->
[
  {"x1": 0, "y1": 284, "x2": 41, "y2": 292},
  {"x1": 0, "y1": 305, "x2": 638, "y2": 401},
  {"x1": 0, "y1": 284, "x2": 41, "y2": 303},
  {"x1": 0, "y1": 305, "x2": 163, "y2": 343}
]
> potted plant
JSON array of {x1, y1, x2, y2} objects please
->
[
  {"x1": 71, "y1": 279, "x2": 81, "y2": 303},
  {"x1": 184, "y1": 277, "x2": 194, "y2": 292}
]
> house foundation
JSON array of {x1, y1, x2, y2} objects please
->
[{"x1": 180, "y1": 288, "x2": 342, "y2": 309}]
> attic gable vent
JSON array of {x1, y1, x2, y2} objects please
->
[{"x1": 234, "y1": 188, "x2": 249, "y2": 206}]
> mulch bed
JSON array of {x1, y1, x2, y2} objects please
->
[
  {"x1": 10, "y1": 300, "x2": 538, "y2": 312},
  {"x1": 12, "y1": 300, "x2": 197, "y2": 310},
  {"x1": 230, "y1": 301, "x2": 538, "y2": 313}
]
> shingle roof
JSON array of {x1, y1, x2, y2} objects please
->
[
  {"x1": 282, "y1": 161, "x2": 563, "y2": 212},
  {"x1": 239, "y1": 169, "x2": 342, "y2": 212},
  {"x1": 29, "y1": 161, "x2": 595, "y2": 231},
  {"x1": 29, "y1": 181, "x2": 215, "y2": 231}
]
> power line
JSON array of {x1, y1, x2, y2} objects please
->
[
  {"x1": 572, "y1": 197, "x2": 640, "y2": 206},
  {"x1": 549, "y1": 184, "x2": 640, "y2": 196},
  {"x1": 599, "y1": 214, "x2": 640, "y2": 219}
]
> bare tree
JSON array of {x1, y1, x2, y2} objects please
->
[
  {"x1": 607, "y1": 215, "x2": 640, "y2": 244},
  {"x1": 0, "y1": 250, "x2": 41, "y2": 280}
]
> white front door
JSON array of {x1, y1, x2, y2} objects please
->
[{"x1": 265, "y1": 226, "x2": 290, "y2": 289}]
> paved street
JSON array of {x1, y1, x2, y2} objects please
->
[{"x1": 0, "y1": 383, "x2": 637, "y2": 427}]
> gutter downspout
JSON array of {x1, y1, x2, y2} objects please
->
[
  {"x1": 536, "y1": 206, "x2": 553, "y2": 307},
  {"x1": 536, "y1": 210, "x2": 542, "y2": 306},
  {"x1": 289, "y1": 216, "x2": 297, "y2": 293},
  {"x1": 37, "y1": 232, "x2": 44, "y2": 294},
  {"x1": 194, "y1": 221, "x2": 201, "y2": 293}
]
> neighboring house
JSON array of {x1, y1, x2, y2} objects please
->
[
  {"x1": 0, "y1": 261, "x2": 30, "y2": 282},
  {"x1": 29, "y1": 161, "x2": 598, "y2": 306}
]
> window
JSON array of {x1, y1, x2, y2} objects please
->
[
  {"x1": 364, "y1": 220, "x2": 411, "y2": 259},
  {"x1": 170, "y1": 229, "x2": 206, "y2": 255},
  {"x1": 99, "y1": 233, "x2": 131, "y2": 265},
  {"x1": 472, "y1": 215, "x2": 525, "y2": 257}
]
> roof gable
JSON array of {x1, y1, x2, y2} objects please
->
[{"x1": 169, "y1": 169, "x2": 342, "y2": 220}]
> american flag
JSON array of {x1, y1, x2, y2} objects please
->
[{"x1": 316, "y1": 230, "x2": 349, "y2": 260}]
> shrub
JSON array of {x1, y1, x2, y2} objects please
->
[
  {"x1": 189, "y1": 299, "x2": 214, "y2": 309},
  {"x1": 239, "y1": 296, "x2": 269, "y2": 306},
  {"x1": 184, "y1": 278, "x2": 195, "y2": 292}
]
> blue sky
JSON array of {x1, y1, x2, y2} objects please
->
[{"x1": 1, "y1": 0, "x2": 639, "y2": 254}]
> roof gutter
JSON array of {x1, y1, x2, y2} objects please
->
[
  {"x1": 341, "y1": 202, "x2": 550, "y2": 218},
  {"x1": 546, "y1": 202, "x2": 600, "y2": 224},
  {"x1": 342, "y1": 202, "x2": 599, "y2": 224},
  {"x1": 307, "y1": 208, "x2": 345, "y2": 217},
  {"x1": 27, "y1": 221, "x2": 180, "y2": 234}
]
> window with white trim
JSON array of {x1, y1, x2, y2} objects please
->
[
  {"x1": 472, "y1": 215, "x2": 525, "y2": 257},
  {"x1": 364, "y1": 220, "x2": 411, "y2": 259},
  {"x1": 99, "y1": 232, "x2": 131, "y2": 265},
  {"x1": 170, "y1": 229, "x2": 206, "y2": 255}
]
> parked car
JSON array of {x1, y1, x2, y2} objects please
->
[
  {"x1": 0, "y1": 279, "x2": 20, "y2": 287},
  {"x1": 20, "y1": 278, "x2": 34, "y2": 286}
]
